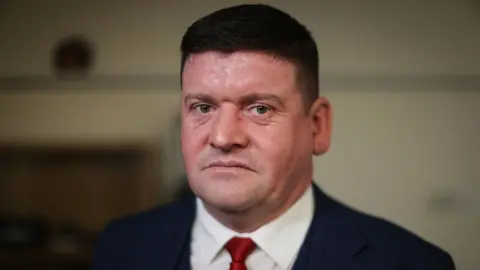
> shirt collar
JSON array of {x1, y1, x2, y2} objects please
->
[{"x1": 195, "y1": 184, "x2": 314, "y2": 270}]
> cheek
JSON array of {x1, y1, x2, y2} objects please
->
[
  {"x1": 181, "y1": 122, "x2": 209, "y2": 167},
  {"x1": 250, "y1": 125, "x2": 297, "y2": 168},
  {"x1": 250, "y1": 120, "x2": 311, "y2": 174}
]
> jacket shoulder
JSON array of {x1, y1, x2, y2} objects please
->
[
  {"x1": 101, "y1": 196, "x2": 193, "y2": 237},
  {"x1": 91, "y1": 197, "x2": 195, "y2": 269},
  {"x1": 340, "y1": 202, "x2": 455, "y2": 269}
]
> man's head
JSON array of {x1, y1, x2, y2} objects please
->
[
  {"x1": 181, "y1": 4, "x2": 319, "y2": 109},
  {"x1": 180, "y1": 4, "x2": 332, "y2": 225}
]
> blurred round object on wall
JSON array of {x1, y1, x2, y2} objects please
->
[{"x1": 51, "y1": 34, "x2": 95, "y2": 79}]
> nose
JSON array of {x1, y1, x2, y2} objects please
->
[{"x1": 209, "y1": 105, "x2": 248, "y2": 152}]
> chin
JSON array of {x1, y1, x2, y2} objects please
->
[
  {"x1": 195, "y1": 183, "x2": 261, "y2": 213},
  {"x1": 205, "y1": 196, "x2": 256, "y2": 214},
  {"x1": 188, "y1": 169, "x2": 270, "y2": 210}
]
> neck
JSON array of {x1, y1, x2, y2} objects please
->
[{"x1": 203, "y1": 180, "x2": 311, "y2": 233}]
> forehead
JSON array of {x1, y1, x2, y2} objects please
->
[{"x1": 182, "y1": 51, "x2": 297, "y2": 95}]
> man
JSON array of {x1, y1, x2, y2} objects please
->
[{"x1": 92, "y1": 4, "x2": 455, "y2": 270}]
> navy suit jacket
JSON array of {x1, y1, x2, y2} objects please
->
[{"x1": 91, "y1": 184, "x2": 455, "y2": 270}]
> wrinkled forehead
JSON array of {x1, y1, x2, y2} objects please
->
[{"x1": 181, "y1": 51, "x2": 298, "y2": 95}]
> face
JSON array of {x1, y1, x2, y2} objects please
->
[{"x1": 181, "y1": 51, "x2": 331, "y2": 213}]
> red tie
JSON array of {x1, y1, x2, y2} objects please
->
[{"x1": 225, "y1": 237, "x2": 256, "y2": 270}]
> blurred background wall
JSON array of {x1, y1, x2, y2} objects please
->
[{"x1": 0, "y1": 0, "x2": 478, "y2": 269}]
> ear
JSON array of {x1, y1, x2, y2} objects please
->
[{"x1": 309, "y1": 97, "x2": 333, "y2": 156}]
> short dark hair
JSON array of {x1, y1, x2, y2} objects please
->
[{"x1": 180, "y1": 4, "x2": 319, "y2": 108}]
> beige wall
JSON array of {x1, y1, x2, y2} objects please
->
[
  {"x1": 0, "y1": 91, "x2": 179, "y2": 142},
  {"x1": 0, "y1": 1, "x2": 479, "y2": 269},
  {"x1": 0, "y1": 0, "x2": 479, "y2": 77}
]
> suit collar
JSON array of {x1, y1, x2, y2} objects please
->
[
  {"x1": 311, "y1": 184, "x2": 367, "y2": 256},
  {"x1": 292, "y1": 183, "x2": 369, "y2": 270}
]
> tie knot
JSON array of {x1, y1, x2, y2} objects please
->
[{"x1": 225, "y1": 237, "x2": 256, "y2": 263}]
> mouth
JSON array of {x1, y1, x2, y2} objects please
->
[{"x1": 205, "y1": 161, "x2": 254, "y2": 172}]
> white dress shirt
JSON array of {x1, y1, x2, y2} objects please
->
[{"x1": 190, "y1": 185, "x2": 314, "y2": 270}]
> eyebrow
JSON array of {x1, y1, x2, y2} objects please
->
[
  {"x1": 184, "y1": 93, "x2": 286, "y2": 108},
  {"x1": 184, "y1": 93, "x2": 216, "y2": 105}
]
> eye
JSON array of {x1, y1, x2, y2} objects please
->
[
  {"x1": 249, "y1": 105, "x2": 271, "y2": 115},
  {"x1": 193, "y1": 104, "x2": 213, "y2": 114}
]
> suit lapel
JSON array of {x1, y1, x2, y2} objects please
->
[
  {"x1": 133, "y1": 196, "x2": 195, "y2": 270},
  {"x1": 292, "y1": 184, "x2": 370, "y2": 270}
]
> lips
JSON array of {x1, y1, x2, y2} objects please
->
[{"x1": 205, "y1": 160, "x2": 254, "y2": 171}]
